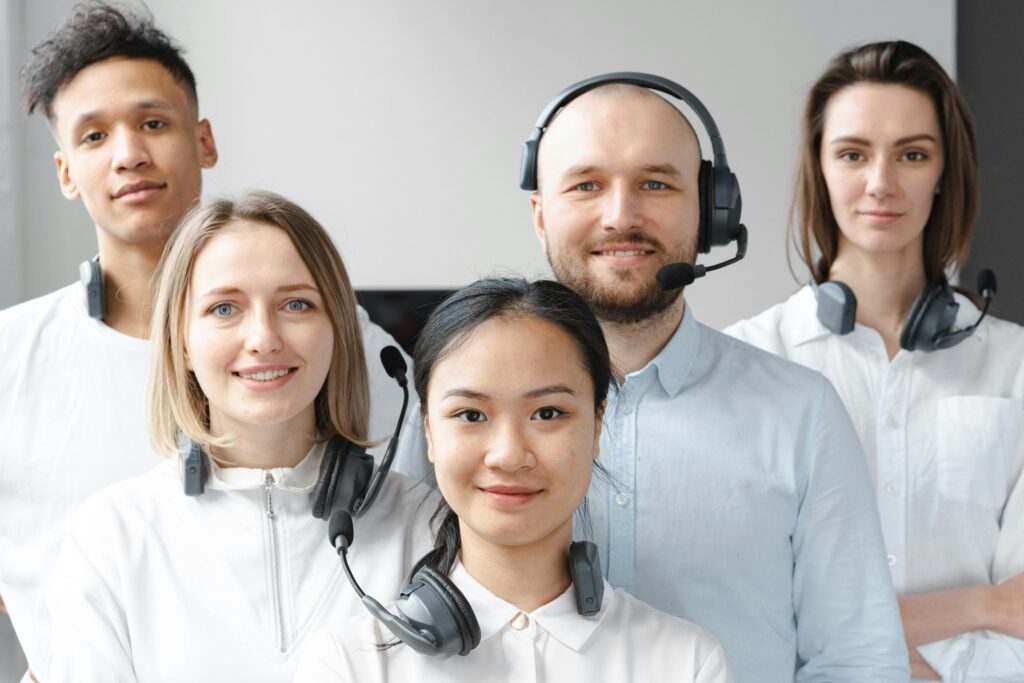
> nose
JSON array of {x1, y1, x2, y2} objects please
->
[
  {"x1": 483, "y1": 419, "x2": 536, "y2": 472},
  {"x1": 110, "y1": 126, "x2": 152, "y2": 172},
  {"x1": 865, "y1": 158, "x2": 896, "y2": 198},
  {"x1": 244, "y1": 307, "x2": 283, "y2": 356},
  {"x1": 601, "y1": 183, "x2": 643, "y2": 232}
]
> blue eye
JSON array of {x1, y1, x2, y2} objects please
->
[
  {"x1": 532, "y1": 406, "x2": 565, "y2": 421},
  {"x1": 574, "y1": 182, "x2": 598, "y2": 192},
  {"x1": 643, "y1": 180, "x2": 668, "y2": 190},
  {"x1": 212, "y1": 303, "x2": 235, "y2": 317},
  {"x1": 286, "y1": 299, "x2": 311, "y2": 312}
]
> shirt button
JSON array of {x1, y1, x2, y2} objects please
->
[
  {"x1": 621, "y1": 404, "x2": 633, "y2": 415},
  {"x1": 615, "y1": 493, "x2": 630, "y2": 506},
  {"x1": 510, "y1": 612, "x2": 529, "y2": 631},
  {"x1": 885, "y1": 484, "x2": 899, "y2": 496},
  {"x1": 887, "y1": 554, "x2": 896, "y2": 566}
]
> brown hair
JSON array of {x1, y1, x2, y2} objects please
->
[
  {"x1": 148, "y1": 190, "x2": 370, "y2": 456},
  {"x1": 793, "y1": 40, "x2": 979, "y2": 284}
]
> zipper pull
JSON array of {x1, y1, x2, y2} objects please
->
[{"x1": 264, "y1": 472, "x2": 276, "y2": 519}]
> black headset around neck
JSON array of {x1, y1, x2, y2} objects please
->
[
  {"x1": 329, "y1": 510, "x2": 604, "y2": 658},
  {"x1": 520, "y1": 72, "x2": 747, "y2": 290},
  {"x1": 179, "y1": 346, "x2": 410, "y2": 524},
  {"x1": 79, "y1": 255, "x2": 105, "y2": 320},
  {"x1": 811, "y1": 269, "x2": 997, "y2": 352}
]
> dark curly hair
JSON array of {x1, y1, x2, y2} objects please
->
[{"x1": 22, "y1": 2, "x2": 198, "y2": 121}]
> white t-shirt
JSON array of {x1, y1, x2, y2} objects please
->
[
  {"x1": 294, "y1": 561, "x2": 732, "y2": 683},
  {"x1": 0, "y1": 282, "x2": 418, "y2": 675},
  {"x1": 726, "y1": 285, "x2": 1024, "y2": 680},
  {"x1": 45, "y1": 445, "x2": 438, "y2": 683}
]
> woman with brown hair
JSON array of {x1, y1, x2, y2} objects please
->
[
  {"x1": 728, "y1": 41, "x2": 1024, "y2": 680},
  {"x1": 44, "y1": 191, "x2": 435, "y2": 682}
]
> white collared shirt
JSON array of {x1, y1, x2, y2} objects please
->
[
  {"x1": 294, "y1": 561, "x2": 732, "y2": 683},
  {"x1": 726, "y1": 285, "x2": 1024, "y2": 680}
]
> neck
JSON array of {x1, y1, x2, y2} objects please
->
[
  {"x1": 459, "y1": 520, "x2": 572, "y2": 614},
  {"x1": 599, "y1": 297, "x2": 684, "y2": 377},
  {"x1": 95, "y1": 229, "x2": 166, "y2": 338},
  {"x1": 208, "y1": 413, "x2": 317, "y2": 470},
  {"x1": 829, "y1": 238, "x2": 927, "y2": 358}
]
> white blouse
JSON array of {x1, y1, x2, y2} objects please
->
[
  {"x1": 726, "y1": 285, "x2": 1024, "y2": 680},
  {"x1": 294, "y1": 562, "x2": 732, "y2": 683}
]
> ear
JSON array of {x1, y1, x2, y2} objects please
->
[
  {"x1": 55, "y1": 150, "x2": 80, "y2": 201},
  {"x1": 423, "y1": 412, "x2": 435, "y2": 464},
  {"x1": 530, "y1": 192, "x2": 548, "y2": 255},
  {"x1": 196, "y1": 119, "x2": 218, "y2": 169},
  {"x1": 592, "y1": 400, "x2": 606, "y2": 460}
]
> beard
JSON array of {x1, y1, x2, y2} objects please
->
[{"x1": 546, "y1": 232, "x2": 693, "y2": 325}]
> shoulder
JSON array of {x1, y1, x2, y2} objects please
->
[
  {"x1": 0, "y1": 283, "x2": 78, "y2": 332},
  {"x1": 606, "y1": 588, "x2": 727, "y2": 669},
  {"x1": 722, "y1": 287, "x2": 814, "y2": 355}
]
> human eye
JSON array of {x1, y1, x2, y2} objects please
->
[
  {"x1": 142, "y1": 119, "x2": 167, "y2": 131},
  {"x1": 642, "y1": 180, "x2": 669, "y2": 191},
  {"x1": 453, "y1": 409, "x2": 486, "y2": 423},
  {"x1": 531, "y1": 406, "x2": 566, "y2": 421},
  {"x1": 901, "y1": 150, "x2": 928, "y2": 162},
  {"x1": 80, "y1": 131, "x2": 106, "y2": 145},
  {"x1": 284, "y1": 299, "x2": 312, "y2": 312},
  {"x1": 838, "y1": 150, "x2": 864, "y2": 162},
  {"x1": 572, "y1": 181, "x2": 598, "y2": 192},
  {"x1": 209, "y1": 302, "x2": 236, "y2": 317}
]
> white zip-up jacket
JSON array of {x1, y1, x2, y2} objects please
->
[{"x1": 44, "y1": 443, "x2": 438, "y2": 683}]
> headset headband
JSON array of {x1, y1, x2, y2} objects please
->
[{"x1": 521, "y1": 72, "x2": 730, "y2": 191}]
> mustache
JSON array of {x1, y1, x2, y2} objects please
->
[{"x1": 583, "y1": 233, "x2": 667, "y2": 253}]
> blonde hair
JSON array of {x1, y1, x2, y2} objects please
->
[{"x1": 148, "y1": 190, "x2": 370, "y2": 456}]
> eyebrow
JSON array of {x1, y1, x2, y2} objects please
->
[
  {"x1": 828, "y1": 134, "x2": 939, "y2": 146},
  {"x1": 72, "y1": 99, "x2": 177, "y2": 131},
  {"x1": 441, "y1": 384, "x2": 578, "y2": 401},
  {"x1": 559, "y1": 163, "x2": 682, "y2": 180},
  {"x1": 640, "y1": 163, "x2": 682, "y2": 177},
  {"x1": 196, "y1": 283, "x2": 320, "y2": 299}
]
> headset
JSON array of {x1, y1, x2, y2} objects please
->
[
  {"x1": 520, "y1": 72, "x2": 747, "y2": 290},
  {"x1": 79, "y1": 255, "x2": 106, "y2": 320},
  {"x1": 329, "y1": 508, "x2": 604, "y2": 658},
  {"x1": 811, "y1": 269, "x2": 997, "y2": 352},
  {"x1": 180, "y1": 345, "x2": 410, "y2": 523}
]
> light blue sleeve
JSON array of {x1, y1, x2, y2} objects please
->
[
  {"x1": 793, "y1": 377, "x2": 911, "y2": 682},
  {"x1": 391, "y1": 404, "x2": 434, "y2": 484}
]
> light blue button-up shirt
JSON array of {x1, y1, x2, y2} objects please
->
[{"x1": 394, "y1": 303, "x2": 909, "y2": 682}]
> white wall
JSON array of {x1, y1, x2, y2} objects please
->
[{"x1": 14, "y1": 0, "x2": 955, "y2": 330}]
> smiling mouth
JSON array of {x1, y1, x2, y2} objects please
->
[
  {"x1": 233, "y1": 368, "x2": 297, "y2": 381},
  {"x1": 593, "y1": 249, "x2": 656, "y2": 257}
]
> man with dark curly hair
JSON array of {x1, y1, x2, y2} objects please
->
[{"x1": 0, "y1": 4, "x2": 217, "y2": 678}]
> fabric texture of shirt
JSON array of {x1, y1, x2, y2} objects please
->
[
  {"x1": 395, "y1": 302, "x2": 910, "y2": 683},
  {"x1": 0, "y1": 282, "x2": 419, "y2": 676},
  {"x1": 294, "y1": 560, "x2": 732, "y2": 683},
  {"x1": 726, "y1": 285, "x2": 1024, "y2": 682},
  {"x1": 45, "y1": 444, "x2": 437, "y2": 683}
]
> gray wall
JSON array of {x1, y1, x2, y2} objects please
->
[
  {"x1": 958, "y1": 0, "x2": 1024, "y2": 325},
  {"x1": 7, "y1": 0, "x2": 955, "y2": 330}
]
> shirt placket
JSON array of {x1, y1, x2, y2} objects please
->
[
  {"x1": 607, "y1": 381, "x2": 639, "y2": 591},
  {"x1": 505, "y1": 612, "x2": 539, "y2": 682},
  {"x1": 876, "y1": 353, "x2": 910, "y2": 594}
]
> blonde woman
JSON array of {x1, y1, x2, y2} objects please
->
[{"x1": 45, "y1": 192, "x2": 435, "y2": 682}]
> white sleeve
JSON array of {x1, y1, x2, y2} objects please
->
[
  {"x1": 695, "y1": 644, "x2": 734, "y2": 683},
  {"x1": 44, "y1": 523, "x2": 137, "y2": 683},
  {"x1": 918, "y1": 400, "x2": 1024, "y2": 680}
]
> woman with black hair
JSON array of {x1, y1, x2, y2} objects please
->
[{"x1": 296, "y1": 277, "x2": 731, "y2": 682}]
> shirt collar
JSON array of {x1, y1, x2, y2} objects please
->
[
  {"x1": 206, "y1": 441, "x2": 325, "y2": 492},
  {"x1": 786, "y1": 284, "x2": 989, "y2": 346},
  {"x1": 449, "y1": 560, "x2": 613, "y2": 652},
  {"x1": 644, "y1": 300, "x2": 700, "y2": 398}
]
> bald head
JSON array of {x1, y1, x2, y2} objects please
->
[{"x1": 535, "y1": 84, "x2": 702, "y2": 194}]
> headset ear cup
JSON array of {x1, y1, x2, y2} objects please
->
[
  {"x1": 900, "y1": 284, "x2": 940, "y2": 351},
  {"x1": 415, "y1": 565, "x2": 481, "y2": 655},
  {"x1": 697, "y1": 160, "x2": 713, "y2": 254},
  {"x1": 311, "y1": 437, "x2": 344, "y2": 519}
]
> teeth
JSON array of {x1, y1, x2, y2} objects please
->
[
  {"x1": 604, "y1": 250, "x2": 647, "y2": 256},
  {"x1": 238, "y1": 369, "x2": 291, "y2": 381}
]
